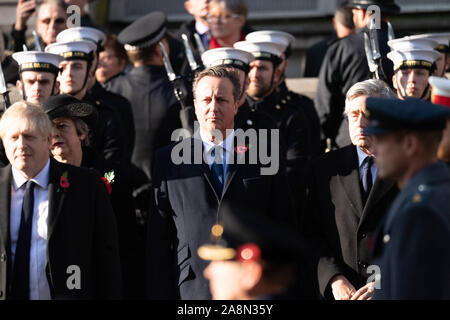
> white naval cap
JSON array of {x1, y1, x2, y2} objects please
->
[
  {"x1": 12, "y1": 51, "x2": 63, "y2": 74},
  {"x1": 202, "y1": 48, "x2": 254, "y2": 72},
  {"x1": 429, "y1": 76, "x2": 450, "y2": 108},
  {"x1": 45, "y1": 40, "x2": 97, "y2": 61},
  {"x1": 387, "y1": 48, "x2": 441, "y2": 72},
  {"x1": 245, "y1": 30, "x2": 295, "y2": 51},
  {"x1": 56, "y1": 27, "x2": 106, "y2": 48},
  {"x1": 408, "y1": 33, "x2": 450, "y2": 52},
  {"x1": 388, "y1": 36, "x2": 439, "y2": 52},
  {"x1": 233, "y1": 41, "x2": 285, "y2": 63}
]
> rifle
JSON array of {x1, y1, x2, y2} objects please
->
[
  {"x1": 32, "y1": 30, "x2": 42, "y2": 51},
  {"x1": 159, "y1": 42, "x2": 195, "y2": 136},
  {"x1": 193, "y1": 33, "x2": 206, "y2": 56},
  {"x1": 364, "y1": 17, "x2": 388, "y2": 83},
  {"x1": 181, "y1": 33, "x2": 203, "y2": 74},
  {"x1": 0, "y1": 62, "x2": 11, "y2": 109}
]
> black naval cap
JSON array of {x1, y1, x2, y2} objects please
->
[
  {"x1": 43, "y1": 94, "x2": 98, "y2": 129},
  {"x1": 118, "y1": 11, "x2": 167, "y2": 51},
  {"x1": 363, "y1": 97, "x2": 450, "y2": 136},
  {"x1": 198, "y1": 203, "x2": 303, "y2": 265},
  {"x1": 344, "y1": 0, "x2": 400, "y2": 14}
]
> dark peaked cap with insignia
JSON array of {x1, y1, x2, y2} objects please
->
[
  {"x1": 118, "y1": 11, "x2": 167, "y2": 51},
  {"x1": 43, "y1": 94, "x2": 98, "y2": 129},
  {"x1": 198, "y1": 203, "x2": 303, "y2": 265},
  {"x1": 363, "y1": 97, "x2": 450, "y2": 136}
]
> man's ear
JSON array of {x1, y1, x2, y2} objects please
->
[
  {"x1": 403, "y1": 133, "x2": 418, "y2": 157},
  {"x1": 16, "y1": 80, "x2": 22, "y2": 93},
  {"x1": 273, "y1": 64, "x2": 283, "y2": 84},
  {"x1": 53, "y1": 80, "x2": 60, "y2": 95},
  {"x1": 392, "y1": 74, "x2": 398, "y2": 90}
]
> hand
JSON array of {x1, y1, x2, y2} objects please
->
[
  {"x1": 350, "y1": 282, "x2": 375, "y2": 300},
  {"x1": 14, "y1": 0, "x2": 37, "y2": 31},
  {"x1": 330, "y1": 275, "x2": 356, "y2": 300}
]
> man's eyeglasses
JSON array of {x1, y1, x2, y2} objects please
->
[{"x1": 206, "y1": 13, "x2": 241, "y2": 23}]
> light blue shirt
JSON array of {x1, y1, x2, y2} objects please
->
[
  {"x1": 200, "y1": 130, "x2": 235, "y2": 178},
  {"x1": 356, "y1": 146, "x2": 377, "y2": 185},
  {"x1": 10, "y1": 159, "x2": 51, "y2": 300}
]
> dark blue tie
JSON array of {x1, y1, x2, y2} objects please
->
[
  {"x1": 210, "y1": 147, "x2": 224, "y2": 196},
  {"x1": 200, "y1": 32, "x2": 209, "y2": 49},
  {"x1": 361, "y1": 156, "x2": 374, "y2": 203},
  {"x1": 10, "y1": 180, "x2": 35, "y2": 300}
]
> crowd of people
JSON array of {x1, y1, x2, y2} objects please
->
[{"x1": 0, "y1": 0, "x2": 449, "y2": 300}]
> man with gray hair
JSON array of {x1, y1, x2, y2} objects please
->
[
  {"x1": 304, "y1": 79, "x2": 399, "y2": 300},
  {"x1": 0, "y1": 101, "x2": 122, "y2": 299}
]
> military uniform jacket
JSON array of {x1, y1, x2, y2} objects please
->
[
  {"x1": 89, "y1": 81, "x2": 136, "y2": 162},
  {"x1": 234, "y1": 100, "x2": 277, "y2": 131},
  {"x1": 372, "y1": 161, "x2": 450, "y2": 300},
  {"x1": 107, "y1": 65, "x2": 182, "y2": 181},
  {"x1": 247, "y1": 90, "x2": 311, "y2": 212},
  {"x1": 315, "y1": 23, "x2": 394, "y2": 149},
  {"x1": 0, "y1": 159, "x2": 122, "y2": 299},
  {"x1": 83, "y1": 90, "x2": 126, "y2": 164},
  {"x1": 276, "y1": 81, "x2": 321, "y2": 157},
  {"x1": 305, "y1": 145, "x2": 398, "y2": 298},
  {"x1": 146, "y1": 134, "x2": 297, "y2": 299}
]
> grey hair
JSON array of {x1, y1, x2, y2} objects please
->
[{"x1": 345, "y1": 79, "x2": 397, "y2": 114}]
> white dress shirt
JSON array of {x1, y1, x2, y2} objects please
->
[
  {"x1": 10, "y1": 159, "x2": 51, "y2": 300},
  {"x1": 195, "y1": 20, "x2": 209, "y2": 36},
  {"x1": 356, "y1": 146, "x2": 377, "y2": 185},
  {"x1": 200, "y1": 129, "x2": 235, "y2": 178}
]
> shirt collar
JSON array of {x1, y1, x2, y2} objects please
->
[
  {"x1": 200, "y1": 129, "x2": 235, "y2": 154},
  {"x1": 12, "y1": 158, "x2": 51, "y2": 191},
  {"x1": 195, "y1": 20, "x2": 209, "y2": 35},
  {"x1": 356, "y1": 146, "x2": 372, "y2": 168}
]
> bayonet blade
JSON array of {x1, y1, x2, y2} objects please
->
[
  {"x1": 364, "y1": 33, "x2": 377, "y2": 74},
  {"x1": 193, "y1": 33, "x2": 205, "y2": 56},
  {"x1": 0, "y1": 63, "x2": 7, "y2": 95},
  {"x1": 387, "y1": 22, "x2": 395, "y2": 41},
  {"x1": 181, "y1": 34, "x2": 200, "y2": 72},
  {"x1": 32, "y1": 30, "x2": 42, "y2": 51},
  {"x1": 159, "y1": 42, "x2": 176, "y2": 82}
]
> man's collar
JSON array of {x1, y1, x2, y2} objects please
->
[
  {"x1": 195, "y1": 20, "x2": 209, "y2": 35},
  {"x1": 200, "y1": 129, "x2": 235, "y2": 153},
  {"x1": 356, "y1": 145, "x2": 371, "y2": 168},
  {"x1": 12, "y1": 158, "x2": 51, "y2": 191}
]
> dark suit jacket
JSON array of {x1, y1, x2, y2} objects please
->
[
  {"x1": 146, "y1": 135, "x2": 297, "y2": 299},
  {"x1": 304, "y1": 144, "x2": 398, "y2": 299},
  {"x1": 372, "y1": 161, "x2": 450, "y2": 299},
  {"x1": 0, "y1": 159, "x2": 122, "y2": 299}
]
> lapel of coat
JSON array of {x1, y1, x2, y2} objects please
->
[
  {"x1": 359, "y1": 177, "x2": 396, "y2": 226},
  {"x1": 336, "y1": 145, "x2": 364, "y2": 217},
  {"x1": 190, "y1": 137, "x2": 220, "y2": 201},
  {"x1": 0, "y1": 165, "x2": 12, "y2": 251},
  {"x1": 222, "y1": 137, "x2": 246, "y2": 198},
  {"x1": 47, "y1": 159, "x2": 68, "y2": 243}
]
